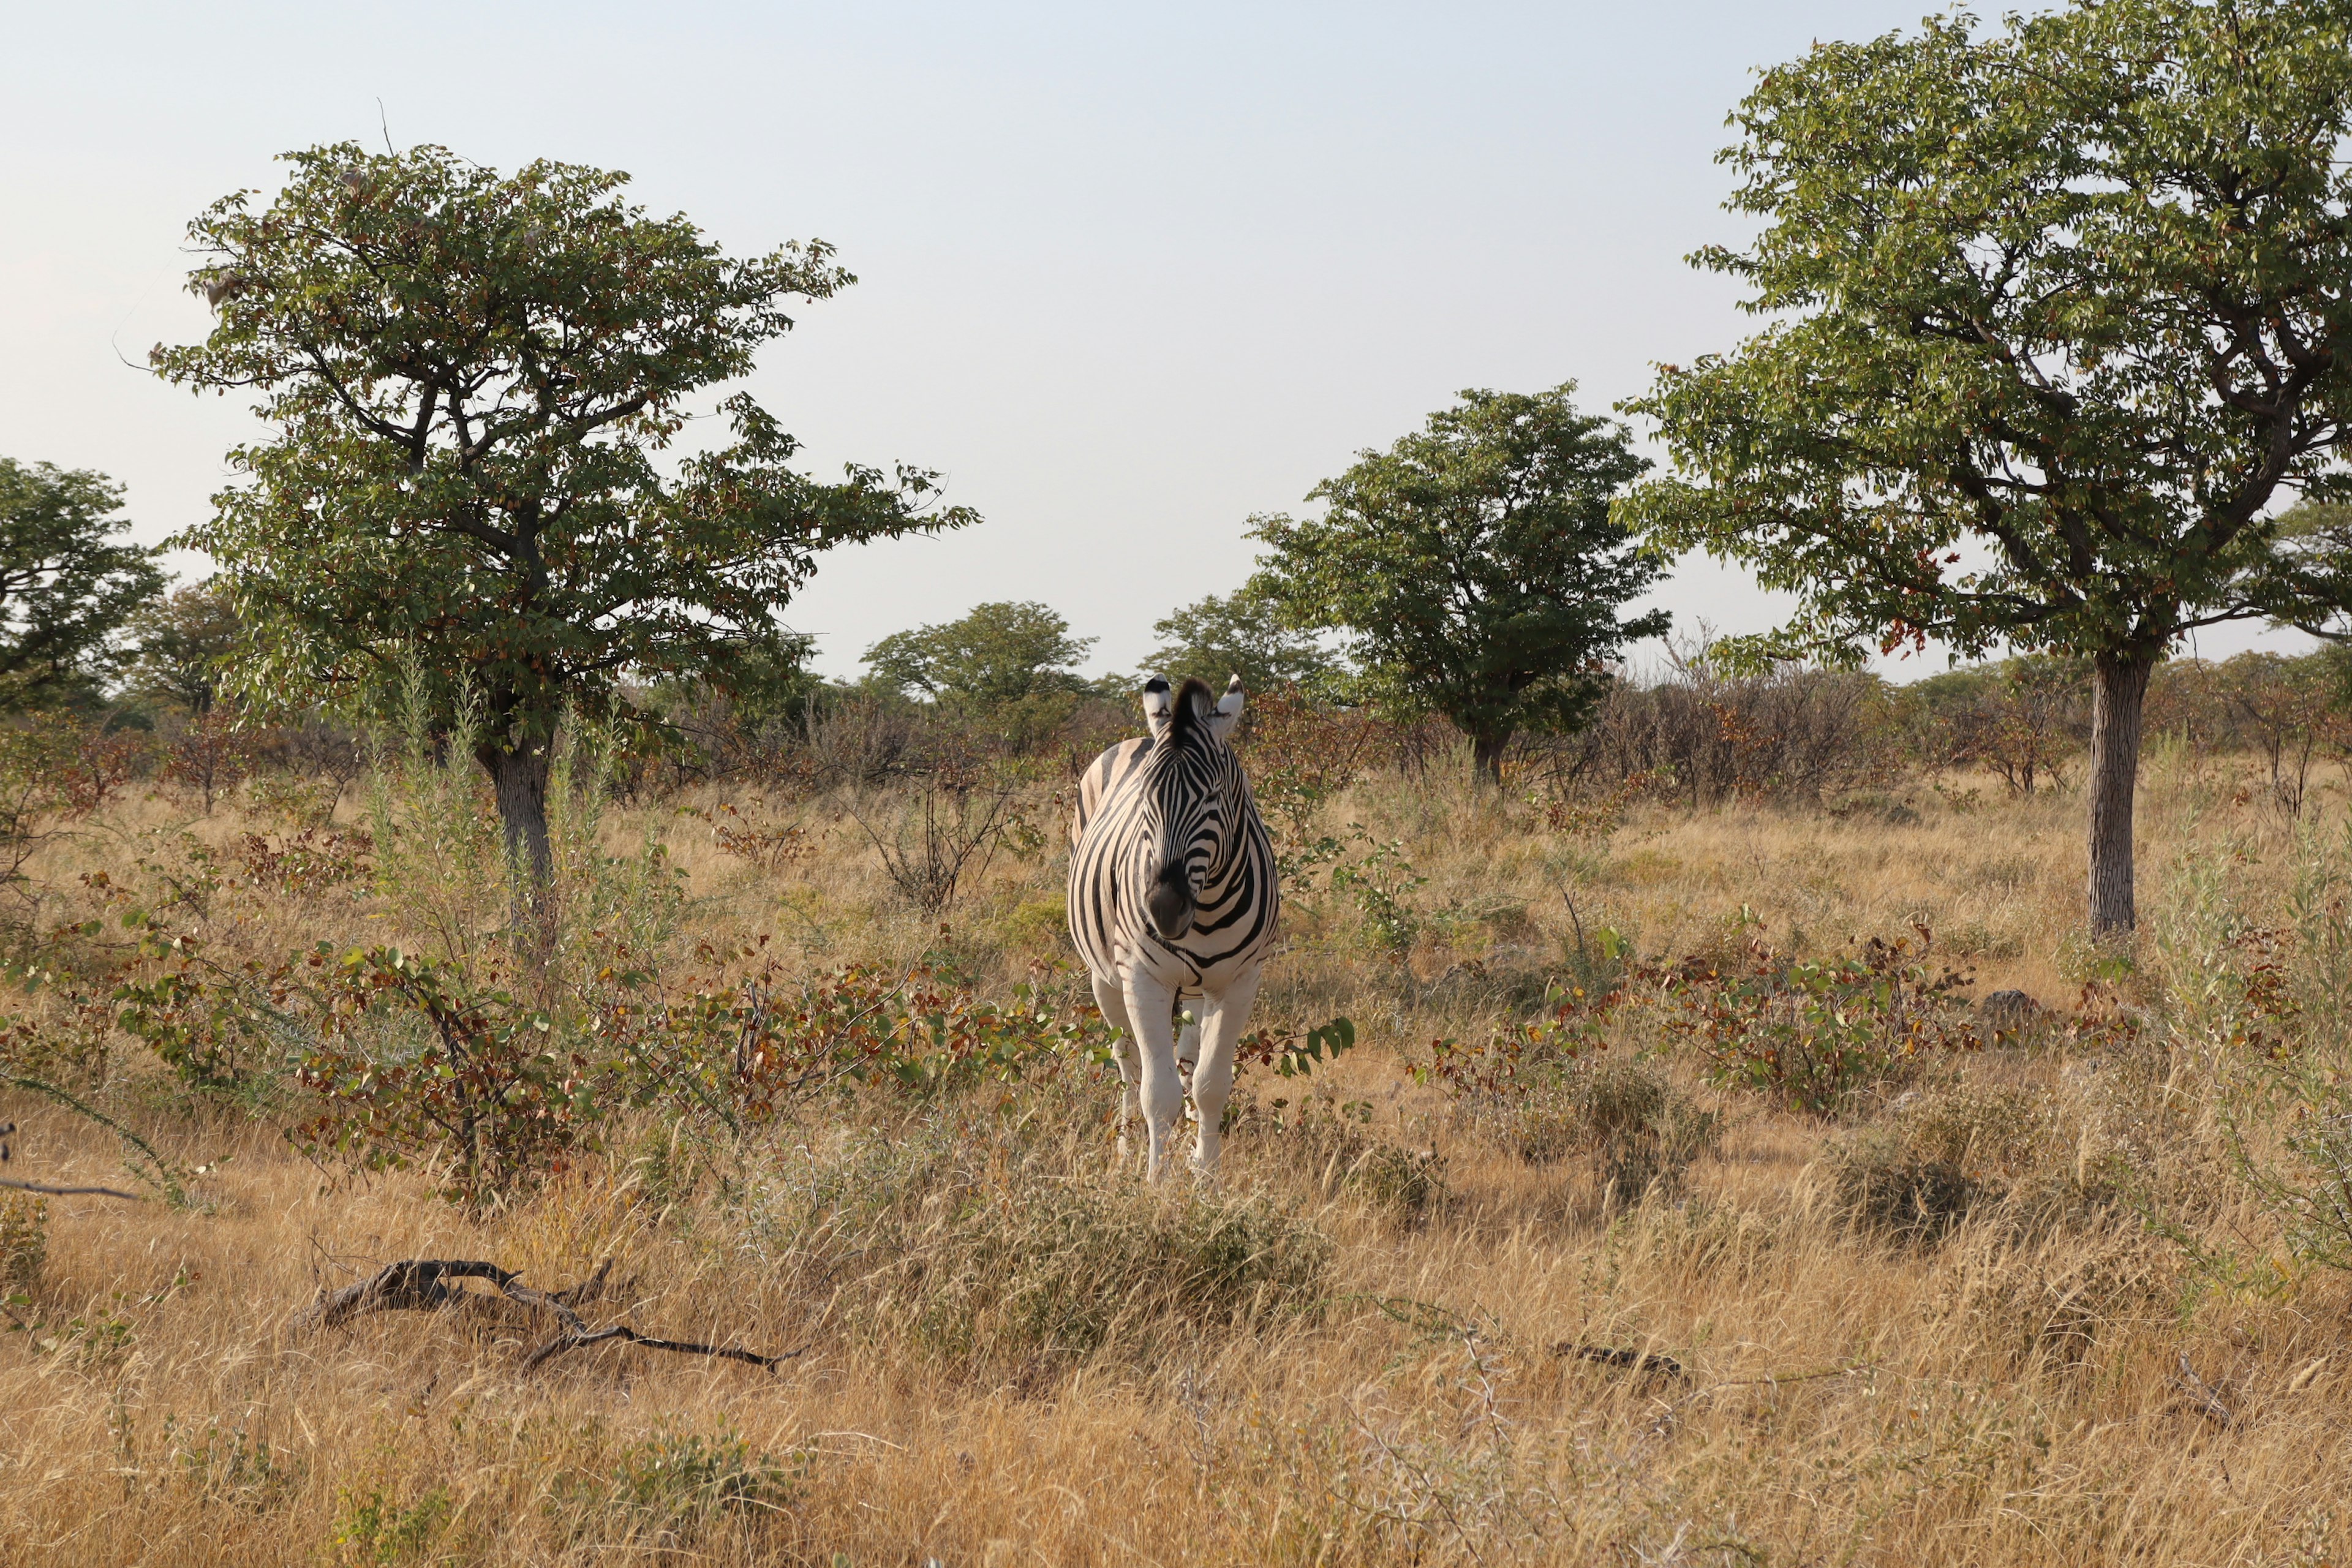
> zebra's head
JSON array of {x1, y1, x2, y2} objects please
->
[{"x1": 1137, "y1": 673, "x2": 1244, "y2": 941}]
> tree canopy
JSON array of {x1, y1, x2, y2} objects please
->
[
  {"x1": 0, "y1": 458, "x2": 164, "y2": 712},
  {"x1": 1620, "y1": 0, "x2": 2352, "y2": 931},
  {"x1": 862, "y1": 600, "x2": 1097, "y2": 711},
  {"x1": 1144, "y1": 587, "x2": 1340, "y2": 697},
  {"x1": 154, "y1": 142, "x2": 973, "y2": 878},
  {"x1": 1250, "y1": 384, "x2": 1666, "y2": 780},
  {"x1": 123, "y1": 578, "x2": 241, "y2": 716}
]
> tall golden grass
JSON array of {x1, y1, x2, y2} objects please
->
[{"x1": 2, "y1": 743, "x2": 2348, "y2": 1566}]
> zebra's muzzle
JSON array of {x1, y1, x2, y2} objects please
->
[{"x1": 1147, "y1": 869, "x2": 1196, "y2": 940}]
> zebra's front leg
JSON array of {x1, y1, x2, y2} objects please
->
[
  {"x1": 1188, "y1": 963, "x2": 1262, "y2": 1183},
  {"x1": 1120, "y1": 967, "x2": 1183, "y2": 1184},
  {"x1": 1091, "y1": 971, "x2": 1142, "y2": 1163}
]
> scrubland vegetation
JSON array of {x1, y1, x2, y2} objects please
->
[
  {"x1": 5, "y1": 674, "x2": 2352, "y2": 1567},
  {"x1": 11, "y1": 1, "x2": 2352, "y2": 1558}
]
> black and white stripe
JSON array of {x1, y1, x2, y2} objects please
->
[{"x1": 1067, "y1": 674, "x2": 1280, "y2": 1181}]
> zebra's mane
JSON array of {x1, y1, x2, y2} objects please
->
[{"x1": 1166, "y1": 676, "x2": 1216, "y2": 744}]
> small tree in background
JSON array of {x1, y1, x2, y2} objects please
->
[
  {"x1": 1145, "y1": 587, "x2": 1339, "y2": 696},
  {"x1": 0, "y1": 459, "x2": 164, "y2": 712},
  {"x1": 1250, "y1": 384, "x2": 1667, "y2": 783},
  {"x1": 155, "y1": 142, "x2": 973, "y2": 889},
  {"x1": 863, "y1": 601, "x2": 1096, "y2": 744},
  {"x1": 1623, "y1": 0, "x2": 2352, "y2": 933},
  {"x1": 123, "y1": 579, "x2": 241, "y2": 716}
]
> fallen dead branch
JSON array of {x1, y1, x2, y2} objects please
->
[
  {"x1": 296, "y1": 1256, "x2": 799, "y2": 1373},
  {"x1": 0, "y1": 1176, "x2": 145, "y2": 1201},
  {"x1": 1553, "y1": 1341, "x2": 1688, "y2": 1379},
  {"x1": 522, "y1": 1322, "x2": 793, "y2": 1372}
]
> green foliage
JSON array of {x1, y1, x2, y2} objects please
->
[
  {"x1": 862, "y1": 600, "x2": 1097, "y2": 745},
  {"x1": 1250, "y1": 384, "x2": 1665, "y2": 776},
  {"x1": 597, "y1": 957, "x2": 1108, "y2": 1124},
  {"x1": 1623, "y1": 0, "x2": 2352, "y2": 671},
  {"x1": 564, "y1": 1426, "x2": 799, "y2": 1547},
  {"x1": 1146, "y1": 586, "x2": 1340, "y2": 695},
  {"x1": 298, "y1": 946, "x2": 588, "y2": 1202},
  {"x1": 1235, "y1": 1016, "x2": 1358, "y2": 1081},
  {"x1": 120, "y1": 578, "x2": 239, "y2": 717},
  {"x1": 328, "y1": 1483, "x2": 450, "y2": 1564},
  {"x1": 114, "y1": 966, "x2": 285, "y2": 1096},
  {"x1": 0, "y1": 458, "x2": 164, "y2": 712},
  {"x1": 1648, "y1": 932, "x2": 1985, "y2": 1114},
  {"x1": 154, "y1": 141, "x2": 973, "y2": 867},
  {"x1": 1329, "y1": 835, "x2": 1427, "y2": 958}
]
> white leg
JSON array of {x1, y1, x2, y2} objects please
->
[
  {"x1": 1091, "y1": 971, "x2": 1140, "y2": 1161},
  {"x1": 1188, "y1": 963, "x2": 1262, "y2": 1183},
  {"x1": 1176, "y1": 1004, "x2": 1202, "y2": 1123},
  {"x1": 1121, "y1": 967, "x2": 1182, "y2": 1183}
]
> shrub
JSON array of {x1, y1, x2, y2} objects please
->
[
  {"x1": 1645, "y1": 928, "x2": 1985, "y2": 1113},
  {"x1": 1, "y1": 1190, "x2": 47, "y2": 1297},
  {"x1": 296, "y1": 946, "x2": 590, "y2": 1204},
  {"x1": 326, "y1": 1483, "x2": 450, "y2": 1565},
  {"x1": 559, "y1": 1426, "x2": 799, "y2": 1549},
  {"x1": 1238, "y1": 1093, "x2": 1446, "y2": 1218},
  {"x1": 1460, "y1": 1057, "x2": 1717, "y2": 1201},
  {"x1": 1831, "y1": 1084, "x2": 2075, "y2": 1242},
  {"x1": 1830, "y1": 1128, "x2": 1978, "y2": 1239},
  {"x1": 1937, "y1": 1226, "x2": 2176, "y2": 1370},
  {"x1": 753, "y1": 1117, "x2": 1332, "y2": 1375}
]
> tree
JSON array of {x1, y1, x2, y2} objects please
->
[
  {"x1": 0, "y1": 459, "x2": 164, "y2": 711},
  {"x1": 154, "y1": 142, "x2": 973, "y2": 884},
  {"x1": 123, "y1": 579, "x2": 241, "y2": 715},
  {"x1": 1145, "y1": 587, "x2": 1339, "y2": 696},
  {"x1": 862, "y1": 600, "x2": 1096, "y2": 709},
  {"x1": 1249, "y1": 385, "x2": 1667, "y2": 782},
  {"x1": 1622, "y1": 0, "x2": 2352, "y2": 933}
]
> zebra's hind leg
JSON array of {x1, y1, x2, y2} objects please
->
[
  {"x1": 1120, "y1": 967, "x2": 1183, "y2": 1184},
  {"x1": 1091, "y1": 971, "x2": 1141, "y2": 1163}
]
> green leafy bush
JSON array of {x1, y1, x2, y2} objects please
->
[{"x1": 1645, "y1": 929, "x2": 1984, "y2": 1113}]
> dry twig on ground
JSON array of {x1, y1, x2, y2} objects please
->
[
  {"x1": 0, "y1": 1177, "x2": 144, "y2": 1200},
  {"x1": 296, "y1": 1256, "x2": 800, "y2": 1372}
]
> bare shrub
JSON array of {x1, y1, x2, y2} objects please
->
[
  {"x1": 1541, "y1": 642, "x2": 1891, "y2": 807},
  {"x1": 849, "y1": 773, "x2": 1029, "y2": 913}
]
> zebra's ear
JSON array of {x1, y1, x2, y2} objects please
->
[
  {"x1": 1207, "y1": 675, "x2": 1245, "y2": 742},
  {"x1": 1140, "y1": 676, "x2": 1173, "y2": 738}
]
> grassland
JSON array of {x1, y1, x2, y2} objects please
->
[{"x1": 2, "y1": 740, "x2": 2348, "y2": 1566}]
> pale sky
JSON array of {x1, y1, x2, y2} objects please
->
[{"x1": 0, "y1": 1, "x2": 2310, "y2": 682}]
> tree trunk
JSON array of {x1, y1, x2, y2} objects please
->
[
  {"x1": 2086, "y1": 651, "x2": 2152, "y2": 937},
  {"x1": 477, "y1": 739, "x2": 554, "y2": 890},
  {"x1": 1471, "y1": 729, "x2": 1511, "y2": 786}
]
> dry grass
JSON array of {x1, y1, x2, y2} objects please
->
[{"x1": 3, "y1": 746, "x2": 2351, "y2": 1565}]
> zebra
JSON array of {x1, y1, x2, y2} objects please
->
[{"x1": 1068, "y1": 674, "x2": 1281, "y2": 1182}]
